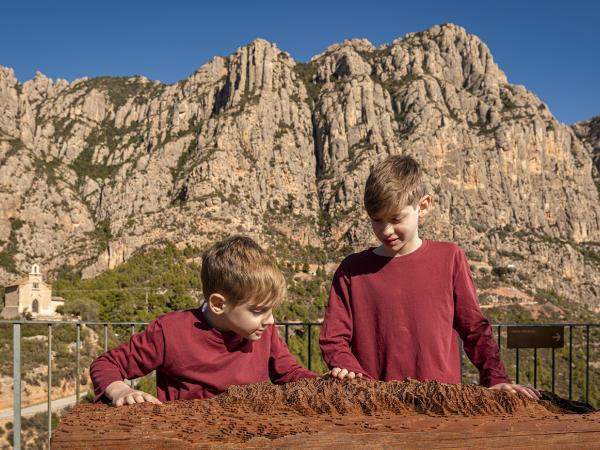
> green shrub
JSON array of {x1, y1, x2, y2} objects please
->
[{"x1": 469, "y1": 221, "x2": 488, "y2": 233}]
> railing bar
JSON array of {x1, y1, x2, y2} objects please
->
[
  {"x1": 4, "y1": 320, "x2": 600, "y2": 327},
  {"x1": 515, "y1": 348, "x2": 519, "y2": 385},
  {"x1": 285, "y1": 324, "x2": 289, "y2": 345},
  {"x1": 533, "y1": 347, "x2": 537, "y2": 389},
  {"x1": 551, "y1": 347, "x2": 556, "y2": 394},
  {"x1": 129, "y1": 324, "x2": 136, "y2": 387},
  {"x1": 13, "y1": 323, "x2": 21, "y2": 450},
  {"x1": 0, "y1": 320, "x2": 152, "y2": 325},
  {"x1": 497, "y1": 325, "x2": 501, "y2": 359},
  {"x1": 307, "y1": 325, "x2": 312, "y2": 371},
  {"x1": 569, "y1": 325, "x2": 573, "y2": 400},
  {"x1": 76, "y1": 324, "x2": 81, "y2": 405},
  {"x1": 459, "y1": 337, "x2": 464, "y2": 383},
  {"x1": 48, "y1": 323, "x2": 53, "y2": 448},
  {"x1": 586, "y1": 325, "x2": 590, "y2": 404},
  {"x1": 104, "y1": 324, "x2": 108, "y2": 352}
]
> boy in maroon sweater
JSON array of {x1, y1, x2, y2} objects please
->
[
  {"x1": 91, "y1": 235, "x2": 318, "y2": 406},
  {"x1": 319, "y1": 155, "x2": 539, "y2": 399}
]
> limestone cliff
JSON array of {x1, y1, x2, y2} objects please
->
[
  {"x1": 573, "y1": 115, "x2": 600, "y2": 192},
  {"x1": 1, "y1": 24, "x2": 599, "y2": 311}
]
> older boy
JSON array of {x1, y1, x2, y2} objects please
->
[
  {"x1": 319, "y1": 155, "x2": 539, "y2": 399},
  {"x1": 91, "y1": 235, "x2": 318, "y2": 406}
]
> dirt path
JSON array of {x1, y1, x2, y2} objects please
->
[{"x1": 0, "y1": 392, "x2": 88, "y2": 419}]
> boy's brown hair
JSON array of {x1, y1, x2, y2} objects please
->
[
  {"x1": 201, "y1": 235, "x2": 286, "y2": 307},
  {"x1": 364, "y1": 155, "x2": 427, "y2": 216}
]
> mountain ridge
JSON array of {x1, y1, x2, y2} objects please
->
[{"x1": 1, "y1": 23, "x2": 599, "y2": 312}]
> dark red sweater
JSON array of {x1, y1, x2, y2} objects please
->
[
  {"x1": 319, "y1": 240, "x2": 510, "y2": 387},
  {"x1": 90, "y1": 308, "x2": 317, "y2": 402}
]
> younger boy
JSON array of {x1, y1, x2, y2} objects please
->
[
  {"x1": 319, "y1": 155, "x2": 539, "y2": 399},
  {"x1": 91, "y1": 235, "x2": 318, "y2": 406}
]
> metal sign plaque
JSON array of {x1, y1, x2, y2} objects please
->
[{"x1": 506, "y1": 326, "x2": 564, "y2": 349}]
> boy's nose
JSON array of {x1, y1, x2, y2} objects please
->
[
  {"x1": 382, "y1": 223, "x2": 394, "y2": 236},
  {"x1": 263, "y1": 312, "x2": 275, "y2": 326}
]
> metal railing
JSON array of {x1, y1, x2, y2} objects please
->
[
  {"x1": 487, "y1": 323, "x2": 600, "y2": 403},
  {"x1": 3, "y1": 320, "x2": 147, "y2": 450},
  {"x1": 1, "y1": 320, "x2": 599, "y2": 449}
]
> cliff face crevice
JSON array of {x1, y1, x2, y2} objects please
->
[
  {"x1": 1, "y1": 24, "x2": 599, "y2": 310},
  {"x1": 573, "y1": 114, "x2": 600, "y2": 194}
]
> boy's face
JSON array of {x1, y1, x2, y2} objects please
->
[
  {"x1": 221, "y1": 301, "x2": 275, "y2": 341},
  {"x1": 369, "y1": 196, "x2": 430, "y2": 256}
]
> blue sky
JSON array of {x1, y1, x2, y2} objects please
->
[{"x1": 1, "y1": 0, "x2": 598, "y2": 124}]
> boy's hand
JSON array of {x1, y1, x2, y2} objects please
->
[
  {"x1": 105, "y1": 380, "x2": 163, "y2": 406},
  {"x1": 330, "y1": 367, "x2": 363, "y2": 380},
  {"x1": 489, "y1": 382, "x2": 541, "y2": 400}
]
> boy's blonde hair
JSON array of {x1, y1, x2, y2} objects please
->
[
  {"x1": 364, "y1": 155, "x2": 427, "y2": 216},
  {"x1": 201, "y1": 235, "x2": 286, "y2": 307}
]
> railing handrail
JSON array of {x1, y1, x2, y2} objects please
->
[
  {"x1": 0, "y1": 320, "x2": 151, "y2": 325},
  {"x1": 2, "y1": 320, "x2": 600, "y2": 326}
]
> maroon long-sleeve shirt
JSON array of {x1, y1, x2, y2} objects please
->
[
  {"x1": 90, "y1": 308, "x2": 317, "y2": 402},
  {"x1": 319, "y1": 240, "x2": 510, "y2": 387}
]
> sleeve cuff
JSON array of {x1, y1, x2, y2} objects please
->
[{"x1": 484, "y1": 375, "x2": 512, "y2": 388}]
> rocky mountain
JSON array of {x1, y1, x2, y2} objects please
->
[
  {"x1": 573, "y1": 115, "x2": 600, "y2": 192},
  {"x1": 1, "y1": 23, "x2": 599, "y2": 313}
]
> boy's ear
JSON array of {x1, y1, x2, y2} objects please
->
[
  {"x1": 418, "y1": 195, "x2": 432, "y2": 217},
  {"x1": 207, "y1": 293, "x2": 227, "y2": 315}
]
